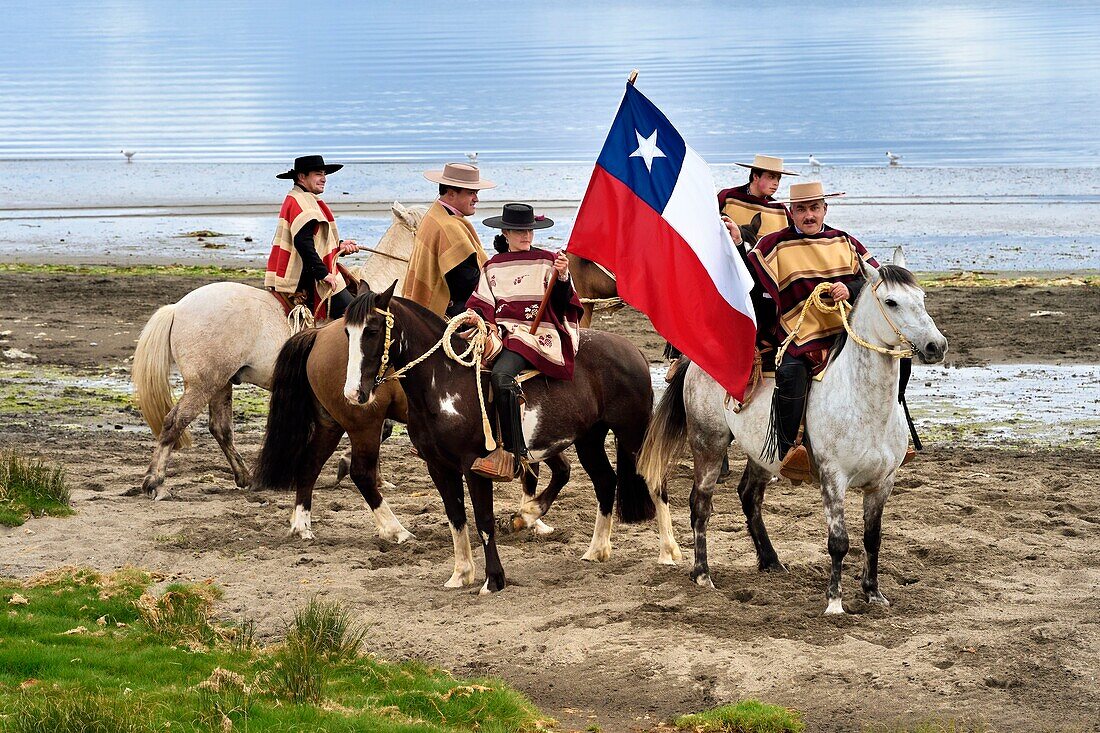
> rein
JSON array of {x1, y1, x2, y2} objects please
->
[
  {"x1": 371, "y1": 308, "x2": 497, "y2": 451},
  {"x1": 774, "y1": 281, "x2": 915, "y2": 366}
]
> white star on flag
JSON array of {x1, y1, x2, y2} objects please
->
[{"x1": 629, "y1": 128, "x2": 666, "y2": 172}]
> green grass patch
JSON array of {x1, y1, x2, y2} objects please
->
[
  {"x1": 0, "y1": 263, "x2": 261, "y2": 279},
  {"x1": 0, "y1": 568, "x2": 551, "y2": 732},
  {"x1": 0, "y1": 450, "x2": 72, "y2": 527},
  {"x1": 674, "y1": 700, "x2": 804, "y2": 733},
  {"x1": 916, "y1": 271, "x2": 1099, "y2": 288}
]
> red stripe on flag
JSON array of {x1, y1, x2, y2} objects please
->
[{"x1": 569, "y1": 167, "x2": 756, "y2": 399}]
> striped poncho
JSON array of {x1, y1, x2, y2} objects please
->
[
  {"x1": 748, "y1": 226, "x2": 879, "y2": 359},
  {"x1": 465, "y1": 249, "x2": 584, "y2": 380},
  {"x1": 264, "y1": 187, "x2": 346, "y2": 297},
  {"x1": 402, "y1": 201, "x2": 487, "y2": 317},
  {"x1": 718, "y1": 184, "x2": 793, "y2": 240}
]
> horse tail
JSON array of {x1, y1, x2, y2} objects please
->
[
  {"x1": 638, "y1": 358, "x2": 690, "y2": 490},
  {"x1": 614, "y1": 436, "x2": 657, "y2": 524},
  {"x1": 132, "y1": 304, "x2": 191, "y2": 449},
  {"x1": 252, "y1": 330, "x2": 319, "y2": 491}
]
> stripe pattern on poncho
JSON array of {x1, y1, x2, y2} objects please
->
[
  {"x1": 264, "y1": 187, "x2": 346, "y2": 298},
  {"x1": 402, "y1": 201, "x2": 487, "y2": 316},
  {"x1": 748, "y1": 225, "x2": 879, "y2": 358},
  {"x1": 466, "y1": 249, "x2": 584, "y2": 380},
  {"x1": 718, "y1": 184, "x2": 792, "y2": 239}
]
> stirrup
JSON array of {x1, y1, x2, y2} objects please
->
[
  {"x1": 471, "y1": 447, "x2": 518, "y2": 482},
  {"x1": 779, "y1": 445, "x2": 812, "y2": 485},
  {"x1": 901, "y1": 447, "x2": 917, "y2": 467}
]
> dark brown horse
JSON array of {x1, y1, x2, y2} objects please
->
[
  {"x1": 279, "y1": 284, "x2": 680, "y2": 593},
  {"x1": 568, "y1": 214, "x2": 762, "y2": 328}
]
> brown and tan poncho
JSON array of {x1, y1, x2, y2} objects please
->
[
  {"x1": 402, "y1": 201, "x2": 488, "y2": 316},
  {"x1": 718, "y1": 183, "x2": 793, "y2": 239},
  {"x1": 748, "y1": 225, "x2": 879, "y2": 360},
  {"x1": 466, "y1": 249, "x2": 584, "y2": 380},
  {"x1": 264, "y1": 187, "x2": 346, "y2": 298}
]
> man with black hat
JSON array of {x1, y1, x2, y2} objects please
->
[{"x1": 265, "y1": 155, "x2": 360, "y2": 320}]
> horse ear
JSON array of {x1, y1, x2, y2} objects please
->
[
  {"x1": 860, "y1": 258, "x2": 879, "y2": 283},
  {"x1": 891, "y1": 245, "x2": 907, "y2": 268},
  {"x1": 750, "y1": 212, "x2": 762, "y2": 234},
  {"x1": 392, "y1": 201, "x2": 416, "y2": 229},
  {"x1": 377, "y1": 279, "x2": 398, "y2": 310}
]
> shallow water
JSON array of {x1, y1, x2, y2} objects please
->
[
  {"x1": 5, "y1": 1, "x2": 1099, "y2": 165},
  {"x1": 648, "y1": 363, "x2": 1100, "y2": 446}
]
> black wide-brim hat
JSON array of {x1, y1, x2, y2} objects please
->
[
  {"x1": 482, "y1": 202, "x2": 554, "y2": 230},
  {"x1": 276, "y1": 155, "x2": 344, "y2": 180}
]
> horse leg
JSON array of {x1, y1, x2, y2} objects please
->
[
  {"x1": 737, "y1": 462, "x2": 784, "y2": 572},
  {"x1": 141, "y1": 385, "x2": 215, "y2": 501},
  {"x1": 861, "y1": 480, "x2": 894, "y2": 606},
  {"x1": 288, "y1": 420, "x2": 344, "y2": 540},
  {"x1": 347, "y1": 428, "x2": 414, "y2": 544},
  {"x1": 465, "y1": 473, "x2": 506, "y2": 594},
  {"x1": 686, "y1": 437, "x2": 727, "y2": 587},
  {"x1": 337, "y1": 419, "x2": 396, "y2": 489},
  {"x1": 820, "y1": 472, "x2": 850, "y2": 615},
  {"x1": 511, "y1": 454, "x2": 570, "y2": 535},
  {"x1": 580, "y1": 302, "x2": 594, "y2": 329},
  {"x1": 575, "y1": 425, "x2": 616, "y2": 562},
  {"x1": 427, "y1": 462, "x2": 475, "y2": 588},
  {"x1": 207, "y1": 384, "x2": 250, "y2": 488}
]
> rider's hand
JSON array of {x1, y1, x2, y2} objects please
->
[
  {"x1": 723, "y1": 215, "x2": 742, "y2": 245},
  {"x1": 553, "y1": 252, "x2": 569, "y2": 280},
  {"x1": 323, "y1": 273, "x2": 339, "y2": 289},
  {"x1": 338, "y1": 239, "x2": 360, "y2": 255},
  {"x1": 829, "y1": 282, "x2": 850, "y2": 302}
]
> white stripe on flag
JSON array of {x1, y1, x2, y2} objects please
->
[{"x1": 661, "y1": 147, "x2": 756, "y2": 324}]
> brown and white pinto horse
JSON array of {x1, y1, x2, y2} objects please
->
[{"x1": 273, "y1": 284, "x2": 681, "y2": 593}]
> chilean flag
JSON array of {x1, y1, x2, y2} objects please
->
[{"x1": 568, "y1": 84, "x2": 758, "y2": 399}]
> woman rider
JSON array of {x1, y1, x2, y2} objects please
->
[{"x1": 463, "y1": 203, "x2": 584, "y2": 481}]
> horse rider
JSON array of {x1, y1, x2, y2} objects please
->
[
  {"x1": 265, "y1": 155, "x2": 360, "y2": 320},
  {"x1": 719, "y1": 153, "x2": 798, "y2": 255},
  {"x1": 747, "y1": 180, "x2": 881, "y2": 484},
  {"x1": 462, "y1": 203, "x2": 584, "y2": 481},
  {"x1": 402, "y1": 162, "x2": 496, "y2": 317}
]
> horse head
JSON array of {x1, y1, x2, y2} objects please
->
[
  {"x1": 342, "y1": 280, "x2": 399, "y2": 405},
  {"x1": 858, "y1": 261, "x2": 948, "y2": 364},
  {"x1": 739, "y1": 212, "x2": 762, "y2": 248}
]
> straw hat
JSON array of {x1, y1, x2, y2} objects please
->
[
  {"x1": 734, "y1": 154, "x2": 799, "y2": 176},
  {"x1": 482, "y1": 203, "x2": 554, "y2": 230},
  {"x1": 423, "y1": 162, "x2": 496, "y2": 190},
  {"x1": 782, "y1": 181, "x2": 845, "y2": 204}
]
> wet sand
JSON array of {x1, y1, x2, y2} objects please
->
[{"x1": 0, "y1": 269, "x2": 1098, "y2": 731}]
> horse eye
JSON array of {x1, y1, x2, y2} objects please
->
[{"x1": 885, "y1": 298, "x2": 898, "y2": 308}]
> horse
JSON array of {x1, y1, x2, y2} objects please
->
[
  {"x1": 638, "y1": 261, "x2": 947, "y2": 614},
  {"x1": 250, "y1": 292, "x2": 571, "y2": 544},
  {"x1": 567, "y1": 214, "x2": 762, "y2": 328},
  {"x1": 131, "y1": 202, "x2": 425, "y2": 501},
  {"x1": 276, "y1": 284, "x2": 681, "y2": 593}
]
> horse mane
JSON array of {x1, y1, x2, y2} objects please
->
[
  {"x1": 876, "y1": 264, "x2": 919, "y2": 289},
  {"x1": 344, "y1": 291, "x2": 384, "y2": 326}
]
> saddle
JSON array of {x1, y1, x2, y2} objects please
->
[
  {"x1": 268, "y1": 263, "x2": 361, "y2": 325},
  {"x1": 725, "y1": 344, "x2": 832, "y2": 413}
]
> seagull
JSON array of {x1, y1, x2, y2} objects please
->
[
  {"x1": 886, "y1": 151, "x2": 902, "y2": 166},
  {"x1": 465, "y1": 152, "x2": 478, "y2": 163},
  {"x1": 808, "y1": 154, "x2": 822, "y2": 170},
  {"x1": 120, "y1": 150, "x2": 135, "y2": 163}
]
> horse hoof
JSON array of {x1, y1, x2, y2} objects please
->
[
  {"x1": 385, "y1": 529, "x2": 415, "y2": 544},
  {"x1": 481, "y1": 573, "x2": 506, "y2": 594},
  {"x1": 824, "y1": 598, "x2": 846, "y2": 615},
  {"x1": 381, "y1": 479, "x2": 396, "y2": 491},
  {"x1": 659, "y1": 544, "x2": 683, "y2": 565},
  {"x1": 866, "y1": 591, "x2": 890, "y2": 606},
  {"x1": 444, "y1": 569, "x2": 475, "y2": 588},
  {"x1": 532, "y1": 519, "x2": 555, "y2": 535},
  {"x1": 335, "y1": 457, "x2": 350, "y2": 485},
  {"x1": 693, "y1": 572, "x2": 715, "y2": 589},
  {"x1": 760, "y1": 560, "x2": 787, "y2": 573},
  {"x1": 151, "y1": 486, "x2": 172, "y2": 502},
  {"x1": 581, "y1": 546, "x2": 612, "y2": 562}
]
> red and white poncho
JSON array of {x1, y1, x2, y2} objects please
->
[{"x1": 465, "y1": 249, "x2": 584, "y2": 380}]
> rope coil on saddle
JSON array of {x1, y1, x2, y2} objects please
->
[{"x1": 373, "y1": 309, "x2": 498, "y2": 451}]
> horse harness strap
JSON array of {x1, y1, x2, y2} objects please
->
[{"x1": 373, "y1": 308, "x2": 497, "y2": 451}]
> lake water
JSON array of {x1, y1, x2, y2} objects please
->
[{"x1": 4, "y1": 1, "x2": 1100, "y2": 165}]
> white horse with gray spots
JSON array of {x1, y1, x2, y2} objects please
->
[{"x1": 638, "y1": 259, "x2": 947, "y2": 614}]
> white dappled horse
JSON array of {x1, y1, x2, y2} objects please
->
[
  {"x1": 132, "y1": 202, "x2": 425, "y2": 500},
  {"x1": 639, "y1": 255, "x2": 947, "y2": 614}
]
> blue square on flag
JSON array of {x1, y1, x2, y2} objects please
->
[{"x1": 597, "y1": 86, "x2": 686, "y2": 215}]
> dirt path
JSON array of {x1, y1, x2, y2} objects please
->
[{"x1": 1, "y1": 271, "x2": 1098, "y2": 731}]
